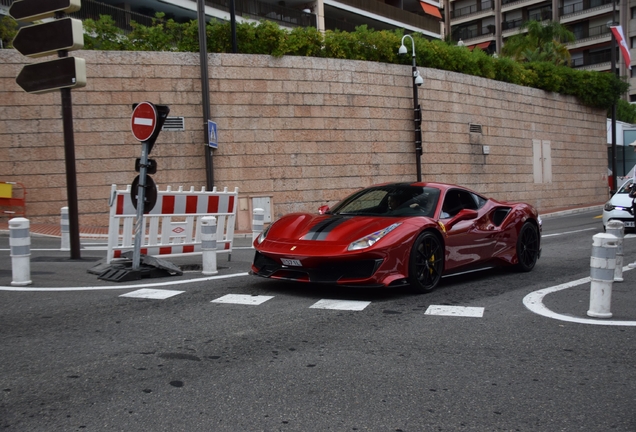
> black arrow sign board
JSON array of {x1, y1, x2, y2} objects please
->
[
  {"x1": 13, "y1": 18, "x2": 84, "y2": 58},
  {"x1": 16, "y1": 57, "x2": 86, "y2": 94},
  {"x1": 9, "y1": 0, "x2": 81, "y2": 22}
]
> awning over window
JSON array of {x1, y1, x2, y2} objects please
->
[
  {"x1": 468, "y1": 41, "x2": 491, "y2": 51},
  {"x1": 420, "y1": 2, "x2": 442, "y2": 19}
]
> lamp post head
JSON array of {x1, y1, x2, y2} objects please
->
[
  {"x1": 414, "y1": 72, "x2": 424, "y2": 86},
  {"x1": 399, "y1": 44, "x2": 408, "y2": 55}
]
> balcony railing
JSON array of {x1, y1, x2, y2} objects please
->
[
  {"x1": 528, "y1": 9, "x2": 551, "y2": 21},
  {"x1": 559, "y1": 0, "x2": 613, "y2": 16},
  {"x1": 451, "y1": 1, "x2": 494, "y2": 19},
  {"x1": 572, "y1": 23, "x2": 611, "y2": 40},
  {"x1": 571, "y1": 50, "x2": 611, "y2": 67},
  {"x1": 4, "y1": 0, "x2": 315, "y2": 32},
  {"x1": 455, "y1": 25, "x2": 496, "y2": 40}
]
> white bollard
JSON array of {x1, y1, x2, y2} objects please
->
[
  {"x1": 201, "y1": 216, "x2": 218, "y2": 275},
  {"x1": 587, "y1": 233, "x2": 617, "y2": 319},
  {"x1": 606, "y1": 220, "x2": 624, "y2": 282},
  {"x1": 60, "y1": 206, "x2": 70, "y2": 251},
  {"x1": 9, "y1": 217, "x2": 32, "y2": 286},
  {"x1": 252, "y1": 208, "x2": 265, "y2": 247}
]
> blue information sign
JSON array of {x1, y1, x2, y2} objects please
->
[{"x1": 208, "y1": 120, "x2": 218, "y2": 149}]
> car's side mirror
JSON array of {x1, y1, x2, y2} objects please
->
[
  {"x1": 445, "y1": 208, "x2": 478, "y2": 230},
  {"x1": 318, "y1": 205, "x2": 330, "y2": 215}
]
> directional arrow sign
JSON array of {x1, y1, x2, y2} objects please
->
[
  {"x1": 13, "y1": 18, "x2": 84, "y2": 58},
  {"x1": 9, "y1": 0, "x2": 81, "y2": 22},
  {"x1": 16, "y1": 57, "x2": 86, "y2": 94}
]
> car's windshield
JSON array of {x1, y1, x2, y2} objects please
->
[
  {"x1": 329, "y1": 184, "x2": 440, "y2": 217},
  {"x1": 618, "y1": 179, "x2": 633, "y2": 194}
]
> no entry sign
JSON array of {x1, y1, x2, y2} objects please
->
[{"x1": 131, "y1": 102, "x2": 158, "y2": 142}]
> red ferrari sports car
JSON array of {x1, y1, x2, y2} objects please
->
[{"x1": 251, "y1": 182, "x2": 542, "y2": 292}]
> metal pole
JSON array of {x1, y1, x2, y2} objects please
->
[
  {"x1": 412, "y1": 53, "x2": 422, "y2": 182},
  {"x1": 610, "y1": 1, "x2": 617, "y2": 192},
  {"x1": 197, "y1": 0, "x2": 214, "y2": 190},
  {"x1": 132, "y1": 141, "x2": 149, "y2": 271},
  {"x1": 56, "y1": 17, "x2": 81, "y2": 259},
  {"x1": 230, "y1": 0, "x2": 238, "y2": 53}
]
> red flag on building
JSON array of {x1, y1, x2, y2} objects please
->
[{"x1": 610, "y1": 26, "x2": 632, "y2": 70}]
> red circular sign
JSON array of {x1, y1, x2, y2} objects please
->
[{"x1": 131, "y1": 102, "x2": 158, "y2": 142}]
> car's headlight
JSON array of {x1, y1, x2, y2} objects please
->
[
  {"x1": 348, "y1": 223, "x2": 401, "y2": 251},
  {"x1": 257, "y1": 225, "x2": 271, "y2": 244},
  {"x1": 604, "y1": 202, "x2": 615, "y2": 212}
]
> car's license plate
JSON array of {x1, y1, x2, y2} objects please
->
[
  {"x1": 625, "y1": 221, "x2": 635, "y2": 227},
  {"x1": 281, "y1": 258, "x2": 302, "y2": 267}
]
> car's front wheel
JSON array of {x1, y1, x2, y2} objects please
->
[
  {"x1": 409, "y1": 231, "x2": 444, "y2": 293},
  {"x1": 515, "y1": 222, "x2": 539, "y2": 272}
]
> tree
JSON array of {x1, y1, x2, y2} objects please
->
[
  {"x1": 0, "y1": 15, "x2": 17, "y2": 49},
  {"x1": 502, "y1": 20, "x2": 575, "y2": 66}
]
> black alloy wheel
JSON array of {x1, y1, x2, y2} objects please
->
[
  {"x1": 515, "y1": 222, "x2": 539, "y2": 272},
  {"x1": 409, "y1": 231, "x2": 444, "y2": 293}
]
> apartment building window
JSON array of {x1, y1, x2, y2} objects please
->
[
  {"x1": 632, "y1": 36, "x2": 636, "y2": 49},
  {"x1": 631, "y1": 6, "x2": 636, "y2": 19}
]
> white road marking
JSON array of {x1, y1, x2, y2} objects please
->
[
  {"x1": 211, "y1": 294, "x2": 273, "y2": 305},
  {"x1": 120, "y1": 288, "x2": 184, "y2": 299},
  {"x1": 309, "y1": 299, "x2": 371, "y2": 311},
  {"x1": 425, "y1": 305, "x2": 484, "y2": 317},
  {"x1": 522, "y1": 269, "x2": 636, "y2": 326},
  {"x1": 0, "y1": 272, "x2": 250, "y2": 291},
  {"x1": 542, "y1": 227, "x2": 597, "y2": 238}
]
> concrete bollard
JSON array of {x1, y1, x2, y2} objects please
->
[
  {"x1": 252, "y1": 208, "x2": 264, "y2": 247},
  {"x1": 587, "y1": 233, "x2": 617, "y2": 319},
  {"x1": 606, "y1": 220, "x2": 624, "y2": 282},
  {"x1": 201, "y1": 216, "x2": 218, "y2": 275},
  {"x1": 9, "y1": 217, "x2": 32, "y2": 286},
  {"x1": 60, "y1": 206, "x2": 70, "y2": 251}
]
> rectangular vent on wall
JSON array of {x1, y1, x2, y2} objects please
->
[
  {"x1": 469, "y1": 124, "x2": 482, "y2": 134},
  {"x1": 162, "y1": 117, "x2": 185, "y2": 131}
]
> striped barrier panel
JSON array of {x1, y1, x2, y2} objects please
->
[{"x1": 106, "y1": 184, "x2": 239, "y2": 263}]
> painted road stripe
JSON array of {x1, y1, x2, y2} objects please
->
[
  {"x1": 0, "y1": 272, "x2": 250, "y2": 291},
  {"x1": 542, "y1": 227, "x2": 596, "y2": 238},
  {"x1": 523, "y1": 269, "x2": 636, "y2": 327},
  {"x1": 309, "y1": 299, "x2": 371, "y2": 311},
  {"x1": 425, "y1": 305, "x2": 484, "y2": 317},
  {"x1": 120, "y1": 288, "x2": 184, "y2": 299},
  {"x1": 211, "y1": 294, "x2": 274, "y2": 305}
]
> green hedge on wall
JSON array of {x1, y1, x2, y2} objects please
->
[{"x1": 79, "y1": 15, "x2": 627, "y2": 112}]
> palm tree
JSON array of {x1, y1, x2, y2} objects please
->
[{"x1": 502, "y1": 20, "x2": 575, "y2": 66}]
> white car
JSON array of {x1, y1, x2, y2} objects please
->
[{"x1": 603, "y1": 178, "x2": 635, "y2": 230}]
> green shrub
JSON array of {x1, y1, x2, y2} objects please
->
[{"x1": 73, "y1": 15, "x2": 629, "y2": 111}]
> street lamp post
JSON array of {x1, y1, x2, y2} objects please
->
[{"x1": 399, "y1": 35, "x2": 424, "y2": 182}]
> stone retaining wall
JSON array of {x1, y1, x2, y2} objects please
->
[{"x1": 0, "y1": 50, "x2": 608, "y2": 229}]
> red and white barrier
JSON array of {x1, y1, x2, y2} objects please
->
[{"x1": 106, "y1": 184, "x2": 238, "y2": 263}]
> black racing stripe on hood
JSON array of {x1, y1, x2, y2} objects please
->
[{"x1": 301, "y1": 216, "x2": 350, "y2": 241}]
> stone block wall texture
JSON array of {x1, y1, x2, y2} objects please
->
[{"x1": 0, "y1": 50, "x2": 608, "y2": 228}]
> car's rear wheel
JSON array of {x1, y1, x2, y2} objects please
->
[
  {"x1": 409, "y1": 231, "x2": 444, "y2": 293},
  {"x1": 515, "y1": 222, "x2": 539, "y2": 272}
]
